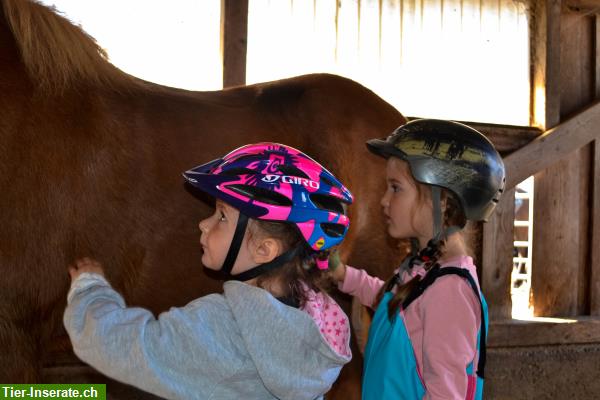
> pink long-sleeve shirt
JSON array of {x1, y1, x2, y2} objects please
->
[{"x1": 339, "y1": 256, "x2": 482, "y2": 400}]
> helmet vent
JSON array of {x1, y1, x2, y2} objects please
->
[
  {"x1": 321, "y1": 223, "x2": 346, "y2": 238},
  {"x1": 227, "y1": 184, "x2": 293, "y2": 206},
  {"x1": 310, "y1": 193, "x2": 344, "y2": 214},
  {"x1": 277, "y1": 164, "x2": 310, "y2": 179},
  {"x1": 320, "y1": 174, "x2": 338, "y2": 188},
  {"x1": 221, "y1": 167, "x2": 255, "y2": 176}
]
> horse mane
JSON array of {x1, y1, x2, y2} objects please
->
[{"x1": 2, "y1": 0, "x2": 140, "y2": 94}]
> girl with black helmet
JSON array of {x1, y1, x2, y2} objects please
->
[
  {"x1": 331, "y1": 119, "x2": 505, "y2": 400},
  {"x1": 64, "y1": 143, "x2": 353, "y2": 400}
]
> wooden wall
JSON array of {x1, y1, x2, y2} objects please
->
[
  {"x1": 481, "y1": 0, "x2": 600, "y2": 322},
  {"x1": 528, "y1": 1, "x2": 598, "y2": 318}
]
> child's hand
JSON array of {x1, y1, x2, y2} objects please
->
[
  {"x1": 328, "y1": 251, "x2": 347, "y2": 283},
  {"x1": 68, "y1": 257, "x2": 105, "y2": 281}
]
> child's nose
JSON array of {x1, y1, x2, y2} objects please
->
[
  {"x1": 380, "y1": 192, "x2": 390, "y2": 208},
  {"x1": 198, "y1": 219, "x2": 209, "y2": 233}
]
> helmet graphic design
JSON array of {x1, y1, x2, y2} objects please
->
[
  {"x1": 366, "y1": 119, "x2": 505, "y2": 222},
  {"x1": 183, "y1": 143, "x2": 353, "y2": 251}
]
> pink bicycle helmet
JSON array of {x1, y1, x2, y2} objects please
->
[{"x1": 183, "y1": 143, "x2": 353, "y2": 280}]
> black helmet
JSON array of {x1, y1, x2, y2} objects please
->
[{"x1": 366, "y1": 119, "x2": 505, "y2": 222}]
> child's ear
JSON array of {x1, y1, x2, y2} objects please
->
[{"x1": 252, "y1": 237, "x2": 282, "y2": 264}]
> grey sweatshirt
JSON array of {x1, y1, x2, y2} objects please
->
[{"x1": 64, "y1": 273, "x2": 351, "y2": 400}]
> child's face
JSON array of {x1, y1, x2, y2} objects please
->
[
  {"x1": 380, "y1": 157, "x2": 433, "y2": 247},
  {"x1": 198, "y1": 200, "x2": 256, "y2": 273}
]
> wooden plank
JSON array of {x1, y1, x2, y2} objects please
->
[
  {"x1": 405, "y1": 117, "x2": 543, "y2": 156},
  {"x1": 592, "y1": 140, "x2": 600, "y2": 315},
  {"x1": 577, "y1": 146, "x2": 591, "y2": 314},
  {"x1": 593, "y1": 19, "x2": 600, "y2": 316},
  {"x1": 503, "y1": 102, "x2": 600, "y2": 190},
  {"x1": 560, "y1": 12, "x2": 594, "y2": 118},
  {"x1": 597, "y1": 15, "x2": 600, "y2": 99},
  {"x1": 528, "y1": 0, "x2": 569, "y2": 318},
  {"x1": 531, "y1": 153, "x2": 587, "y2": 316},
  {"x1": 525, "y1": 0, "x2": 595, "y2": 319},
  {"x1": 481, "y1": 187, "x2": 515, "y2": 320},
  {"x1": 561, "y1": 8, "x2": 594, "y2": 316},
  {"x1": 565, "y1": 0, "x2": 600, "y2": 14},
  {"x1": 488, "y1": 317, "x2": 600, "y2": 347},
  {"x1": 460, "y1": 121, "x2": 542, "y2": 156},
  {"x1": 531, "y1": 0, "x2": 561, "y2": 129},
  {"x1": 221, "y1": 0, "x2": 248, "y2": 88}
]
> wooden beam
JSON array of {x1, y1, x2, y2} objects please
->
[
  {"x1": 221, "y1": 0, "x2": 248, "y2": 88},
  {"x1": 592, "y1": 19, "x2": 600, "y2": 316},
  {"x1": 406, "y1": 117, "x2": 543, "y2": 156},
  {"x1": 531, "y1": 0, "x2": 561, "y2": 129},
  {"x1": 565, "y1": 0, "x2": 600, "y2": 14},
  {"x1": 596, "y1": 15, "x2": 600, "y2": 99},
  {"x1": 528, "y1": 0, "x2": 586, "y2": 319},
  {"x1": 489, "y1": 317, "x2": 600, "y2": 347},
  {"x1": 592, "y1": 140, "x2": 600, "y2": 315},
  {"x1": 481, "y1": 187, "x2": 515, "y2": 320},
  {"x1": 503, "y1": 102, "x2": 600, "y2": 190},
  {"x1": 460, "y1": 121, "x2": 542, "y2": 156}
]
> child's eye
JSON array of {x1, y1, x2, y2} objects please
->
[{"x1": 390, "y1": 184, "x2": 400, "y2": 193}]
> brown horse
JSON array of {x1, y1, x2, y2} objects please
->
[{"x1": 0, "y1": 1, "x2": 405, "y2": 398}]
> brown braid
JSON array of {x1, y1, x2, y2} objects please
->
[{"x1": 375, "y1": 188, "x2": 466, "y2": 319}]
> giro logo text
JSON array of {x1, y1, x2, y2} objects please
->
[{"x1": 261, "y1": 174, "x2": 319, "y2": 189}]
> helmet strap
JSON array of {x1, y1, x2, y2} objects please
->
[
  {"x1": 432, "y1": 186, "x2": 443, "y2": 243},
  {"x1": 219, "y1": 212, "x2": 301, "y2": 282},
  {"x1": 230, "y1": 246, "x2": 300, "y2": 282},
  {"x1": 406, "y1": 187, "x2": 448, "y2": 268},
  {"x1": 430, "y1": 186, "x2": 464, "y2": 241},
  {"x1": 220, "y1": 212, "x2": 250, "y2": 276},
  {"x1": 402, "y1": 187, "x2": 465, "y2": 273}
]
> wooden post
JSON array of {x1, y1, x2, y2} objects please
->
[
  {"x1": 529, "y1": 0, "x2": 575, "y2": 317},
  {"x1": 532, "y1": 157, "x2": 588, "y2": 316},
  {"x1": 503, "y1": 103, "x2": 600, "y2": 189},
  {"x1": 592, "y1": 140, "x2": 600, "y2": 315},
  {"x1": 592, "y1": 15, "x2": 600, "y2": 316},
  {"x1": 565, "y1": 0, "x2": 600, "y2": 13},
  {"x1": 221, "y1": 0, "x2": 248, "y2": 88},
  {"x1": 530, "y1": 0, "x2": 561, "y2": 130},
  {"x1": 481, "y1": 187, "x2": 516, "y2": 320},
  {"x1": 596, "y1": 15, "x2": 600, "y2": 100}
]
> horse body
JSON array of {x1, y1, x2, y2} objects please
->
[{"x1": 0, "y1": 1, "x2": 405, "y2": 397}]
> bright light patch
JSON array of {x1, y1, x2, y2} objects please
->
[
  {"x1": 39, "y1": 0, "x2": 222, "y2": 90},
  {"x1": 248, "y1": 0, "x2": 530, "y2": 125},
  {"x1": 512, "y1": 176, "x2": 535, "y2": 319},
  {"x1": 38, "y1": 1, "x2": 531, "y2": 125}
]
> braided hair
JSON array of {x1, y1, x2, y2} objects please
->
[{"x1": 375, "y1": 188, "x2": 467, "y2": 319}]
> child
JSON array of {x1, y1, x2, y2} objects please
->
[
  {"x1": 64, "y1": 143, "x2": 353, "y2": 400},
  {"x1": 331, "y1": 119, "x2": 505, "y2": 399}
]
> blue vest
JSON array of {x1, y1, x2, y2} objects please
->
[{"x1": 362, "y1": 266, "x2": 488, "y2": 400}]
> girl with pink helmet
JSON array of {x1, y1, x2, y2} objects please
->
[{"x1": 64, "y1": 143, "x2": 353, "y2": 400}]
